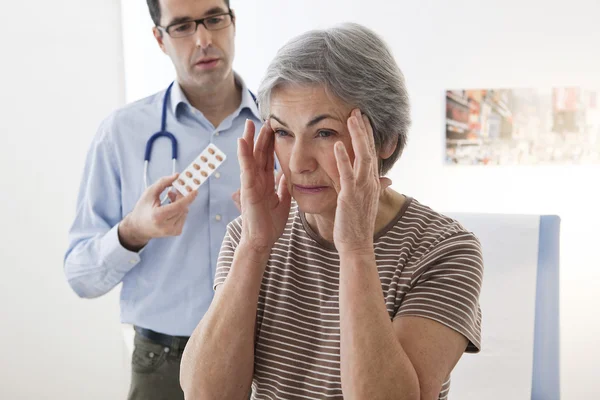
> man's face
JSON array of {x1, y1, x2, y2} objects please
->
[{"x1": 154, "y1": 0, "x2": 235, "y2": 89}]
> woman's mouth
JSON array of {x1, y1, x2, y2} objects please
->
[{"x1": 293, "y1": 184, "x2": 329, "y2": 194}]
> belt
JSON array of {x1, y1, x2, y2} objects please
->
[{"x1": 134, "y1": 326, "x2": 190, "y2": 351}]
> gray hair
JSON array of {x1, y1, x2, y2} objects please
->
[{"x1": 257, "y1": 22, "x2": 411, "y2": 175}]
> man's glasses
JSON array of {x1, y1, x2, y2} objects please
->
[{"x1": 160, "y1": 11, "x2": 233, "y2": 38}]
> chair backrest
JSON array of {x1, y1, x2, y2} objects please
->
[{"x1": 444, "y1": 213, "x2": 561, "y2": 400}]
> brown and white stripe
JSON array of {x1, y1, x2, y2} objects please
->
[{"x1": 215, "y1": 197, "x2": 483, "y2": 400}]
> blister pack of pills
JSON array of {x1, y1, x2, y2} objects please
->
[{"x1": 172, "y1": 144, "x2": 227, "y2": 196}]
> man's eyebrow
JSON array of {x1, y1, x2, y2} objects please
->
[
  {"x1": 166, "y1": 7, "x2": 228, "y2": 26},
  {"x1": 166, "y1": 16, "x2": 192, "y2": 26},
  {"x1": 202, "y1": 7, "x2": 228, "y2": 17}
]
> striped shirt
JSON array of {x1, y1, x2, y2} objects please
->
[{"x1": 214, "y1": 197, "x2": 483, "y2": 400}]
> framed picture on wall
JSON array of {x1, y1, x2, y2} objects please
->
[{"x1": 445, "y1": 87, "x2": 600, "y2": 165}]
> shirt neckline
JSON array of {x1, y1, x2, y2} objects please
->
[{"x1": 299, "y1": 196, "x2": 414, "y2": 251}]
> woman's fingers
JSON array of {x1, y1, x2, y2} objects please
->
[
  {"x1": 255, "y1": 121, "x2": 274, "y2": 171},
  {"x1": 242, "y1": 119, "x2": 256, "y2": 152},
  {"x1": 275, "y1": 173, "x2": 292, "y2": 214},
  {"x1": 380, "y1": 177, "x2": 392, "y2": 191},
  {"x1": 361, "y1": 114, "x2": 380, "y2": 179},
  {"x1": 334, "y1": 141, "x2": 355, "y2": 193},
  {"x1": 231, "y1": 189, "x2": 241, "y2": 212},
  {"x1": 347, "y1": 109, "x2": 374, "y2": 182},
  {"x1": 265, "y1": 124, "x2": 276, "y2": 191},
  {"x1": 238, "y1": 137, "x2": 257, "y2": 191}
]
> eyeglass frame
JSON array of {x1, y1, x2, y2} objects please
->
[{"x1": 157, "y1": 10, "x2": 234, "y2": 38}]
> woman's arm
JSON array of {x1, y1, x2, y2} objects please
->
[
  {"x1": 180, "y1": 243, "x2": 269, "y2": 400},
  {"x1": 180, "y1": 120, "x2": 291, "y2": 400},
  {"x1": 332, "y1": 111, "x2": 479, "y2": 399},
  {"x1": 339, "y1": 251, "x2": 420, "y2": 400},
  {"x1": 338, "y1": 252, "x2": 468, "y2": 400}
]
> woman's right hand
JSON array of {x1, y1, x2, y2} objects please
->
[{"x1": 237, "y1": 120, "x2": 292, "y2": 255}]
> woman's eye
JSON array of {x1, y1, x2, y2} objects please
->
[
  {"x1": 274, "y1": 130, "x2": 289, "y2": 137},
  {"x1": 317, "y1": 130, "x2": 334, "y2": 138}
]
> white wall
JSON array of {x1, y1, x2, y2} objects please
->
[
  {"x1": 0, "y1": 1, "x2": 129, "y2": 399},
  {"x1": 123, "y1": 1, "x2": 600, "y2": 398}
]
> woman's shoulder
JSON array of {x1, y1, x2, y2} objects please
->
[{"x1": 385, "y1": 196, "x2": 480, "y2": 251}]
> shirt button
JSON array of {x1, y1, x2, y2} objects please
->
[
  {"x1": 215, "y1": 214, "x2": 222, "y2": 221},
  {"x1": 148, "y1": 352, "x2": 155, "y2": 358},
  {"x1": 164, "y1": 347, "x2": 170, "y2": 353},
  {"x1": 129, "y1": 259, "x2": 137, "y2": 265},
  {"x1": 215, "y1": 172, "x2": 221, "y2": 179},
  {"x1": 214, "y1": 131, "x2": 220, "y2": 136}
]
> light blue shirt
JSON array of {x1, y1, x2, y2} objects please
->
[{"x1": 64, "y1": 75, "x2": 261, "y2": 336}]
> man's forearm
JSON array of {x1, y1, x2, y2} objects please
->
[
  {"x1": 338, "y1": 252, "x2": 420, "y2": 400},
  {"x1": 118, "y1": 214, "x2": 150, "y2": 252},
  {"x1": 180, "y1": 243, "x2": 269, "y2": 400}
]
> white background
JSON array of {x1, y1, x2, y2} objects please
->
[
  {"x1": 2, "y1": 0, "x2": 599, "y2": 398},
  {"x1": 0, "y1": 0, "x2": 129, "y2": 399}
]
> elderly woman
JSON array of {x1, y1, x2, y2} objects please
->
[{"x1": 181, "y1": 23, "x2": 483, "y2": 400}]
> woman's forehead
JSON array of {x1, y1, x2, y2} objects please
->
[{"x1": 270, "y1": 85, "x2": 351, "y2": 124}]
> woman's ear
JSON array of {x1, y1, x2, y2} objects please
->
[{"x1": 379, "y1": 138, "x2": 397, "y2": 160}]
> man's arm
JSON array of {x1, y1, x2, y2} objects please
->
[
  {"x1": 180, "y1": 242, "x2": 268, "y2": 400},
  {"x1": 64, "y1": 132, "x2": 139, "y2": 298},
  {"x1": 64, "y1": 128, "x2": 197, "y2": 299}
]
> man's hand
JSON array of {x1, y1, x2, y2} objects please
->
[{"x1": 118, "y1": 173, "x2": 198, "y2": 251}]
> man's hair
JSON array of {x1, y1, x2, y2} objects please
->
[{"x1": 146, "y1": 0, "x2": 231, "y2": 26}]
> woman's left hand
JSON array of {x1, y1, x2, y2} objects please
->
[{"x1": 332, "y1": 109, "x2": 391, "y2": 256}]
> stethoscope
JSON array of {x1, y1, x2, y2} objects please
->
[
  {"x1": 143, "y1": 81, "x2": 258, "y2": 194},
  {"x1": 144, "y1": 82, "x2": 178, "y2": 190}
]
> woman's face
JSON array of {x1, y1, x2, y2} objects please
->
[{"x1": 269, "y1": 84, "x2": 356, "y2": 216}]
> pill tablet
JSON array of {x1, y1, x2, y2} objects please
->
[{"x1": 172, "y1": 143, "x2": 227, "y2": 197}]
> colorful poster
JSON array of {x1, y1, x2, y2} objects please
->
[{"x1": 445, "y1": 87, "x2": 600, "y2": 165}]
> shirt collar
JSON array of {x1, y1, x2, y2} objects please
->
[{"x1": 169, "y1": 72, "x2": 260, "y2": 121}]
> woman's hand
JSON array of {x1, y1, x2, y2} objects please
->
[
  {"x1": 332, "y1": 109, "x2": 390, "y2": 256},
  {"x1": 238, "y1": 120, "x2": 292, "y2": 254}
]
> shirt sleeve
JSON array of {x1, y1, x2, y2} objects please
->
[
  {"x1": 394, "y1": 232, "x2": 484, "y2": 353},
  {"x1": 213, "y1": 217, "x2": 243, "y2": 290},
  {"x1": 63, "y1": 121, "x2": 141, "y2": 298}
]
